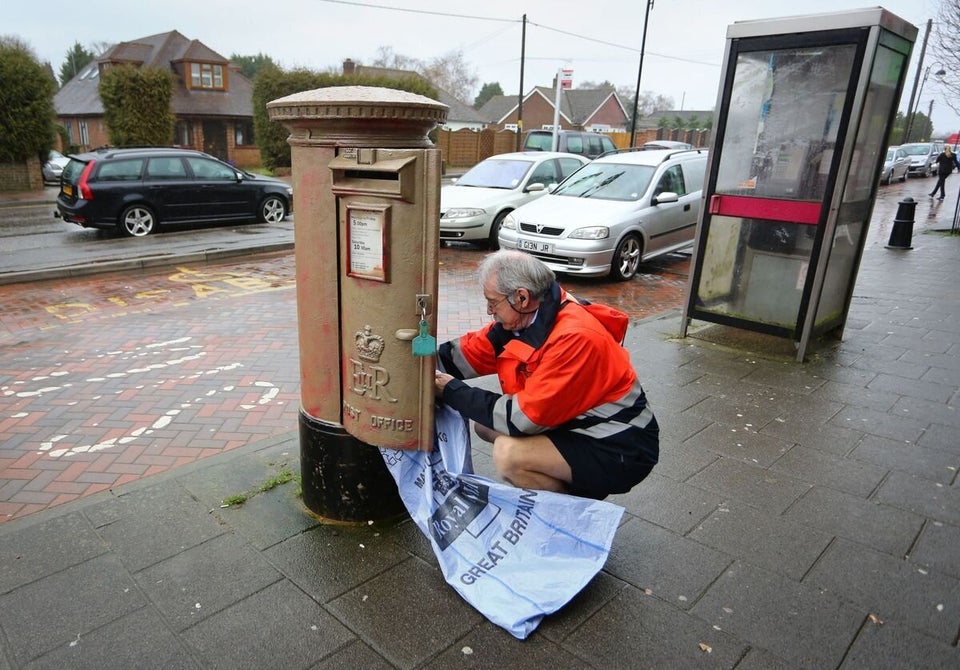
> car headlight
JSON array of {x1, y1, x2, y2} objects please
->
[
  {"x1": 502, "y1": 213, "x2": 518, "y2": 230},
  {"x1": 443, "y1": 208, "x2": 485, "y2": 219},
  {"x1": 568, "y1": 226, "x2": 609, "y2": 240},
  {"x1": 285, "y1": 187, "x2": 293, "y2": 196}
]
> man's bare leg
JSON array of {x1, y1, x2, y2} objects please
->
[{"x1": 491, "y1": 434, "x2": 572, "y2": 493}]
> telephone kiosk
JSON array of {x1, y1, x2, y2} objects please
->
[{"x1": 682, "y1": 8, "x2": 917, "y2": 361}]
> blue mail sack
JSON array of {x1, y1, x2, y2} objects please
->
[{"x1": 379, "y1": 402, "x2": 624, "y2": 639}]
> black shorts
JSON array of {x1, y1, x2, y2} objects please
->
[{"x1": 548, "y1": 417, "x2": 659, "y2": 500}]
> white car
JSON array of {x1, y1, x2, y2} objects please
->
[
  {"x1": 440, "y1": 152, "x2": 589, "y2": 248},
  {"x1": 499, "y1": 148, "x2": 707, "y2": 281}
]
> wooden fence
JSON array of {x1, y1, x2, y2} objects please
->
[{"x1": 434, "y1": 127, "x2": 712, "y2": 171}]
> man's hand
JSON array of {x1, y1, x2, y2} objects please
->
[{"x1": 435, "y1": 371, "x2": 454, "y2": 397}]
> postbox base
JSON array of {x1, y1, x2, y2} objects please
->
[{"x1": 299, "y1": 411, "x2": 406, "y2": 523}]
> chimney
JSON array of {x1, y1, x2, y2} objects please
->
[{"x1": 343, "y1": 58, "x2": 355, "y2": 75}]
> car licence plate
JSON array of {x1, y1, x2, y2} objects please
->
[
  {"x1": 62, "y1": 184, "x2": 73, "y2": 197},
  {"x1": 517, "y1": 238, "x2": 553, "y2": 254}
]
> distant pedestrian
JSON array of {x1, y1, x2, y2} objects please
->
[{"x1": 929, "y1": 145, "x2": 960, "y2": 200}]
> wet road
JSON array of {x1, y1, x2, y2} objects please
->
[{"x1": 0, "y1": 172, "x2": 954, "y2": 522}]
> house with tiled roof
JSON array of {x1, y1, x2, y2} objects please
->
[
  {"x1": 478, "y1": 84, "x2": 628, "y2": 134},
  {"x1": 54, "y1": 30, "x2": 259, "y2": 167},
  {"x1": 340, "y1": 59, "x2": 485, "y2": 131}
]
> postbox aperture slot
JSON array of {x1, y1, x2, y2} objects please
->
[{"x1": 330, "y1": 154, "x2": 416, "y2": 201}]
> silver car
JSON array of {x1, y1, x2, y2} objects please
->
[
  {"x1": 498, "y1": 149, "x2": 707, "y2": 281},
  {"x1": 42, "y1": 150, "x2": 70, "y2": 183},
  {"x1": 440, "y1": 152, "x2": 589, "y2": 248},
  {"x1": 899, "y1": 141, "x2": 942, "y2": 177},
  {"x1": 881, "y1": 146, "x2": 909, "y2": 185}
]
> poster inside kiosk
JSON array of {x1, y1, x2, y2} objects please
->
[{"x1": 347, "y1": 204, "x2": 388, "y2": 282}]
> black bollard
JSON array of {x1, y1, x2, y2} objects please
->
[{"x1": 886, "y1": 197, "x2": 916, "y2": 250}]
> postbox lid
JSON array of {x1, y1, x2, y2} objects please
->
[{"x1": 267, "y1": 86, "x2": 449, "y2": 147}]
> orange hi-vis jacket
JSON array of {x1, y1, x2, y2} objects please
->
[{"x1": 438, "y1": 283, "x2": 657, "y2": 449}]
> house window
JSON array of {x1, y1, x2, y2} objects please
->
[
  {"x1": 190, "y1": 63, "x2": 225, "y2": 90},
  {"x1": 78, "y1": 121, "x2": 89, "y2": 146},
  {"x1": 234, "y1": 121, "x2": 255, "y2": 146},
  {"x1": 174, "y1": 121, "x2": 192, "y2": 147}
]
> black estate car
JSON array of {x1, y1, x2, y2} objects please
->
[{"x1": 56, "y1": 147, "x2": 293, "y2": 237}]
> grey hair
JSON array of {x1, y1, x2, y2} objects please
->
[{"x1": 478, "y1": 250, "x2": 555, "y2": 298}]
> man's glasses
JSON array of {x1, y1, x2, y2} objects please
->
[{"x1": 485, "y1": 294, "x2": 510, "y2": 311}]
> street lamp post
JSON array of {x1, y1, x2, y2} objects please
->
[{"x1": 904, "y1": 64, "x2": 945, "y2": 143}]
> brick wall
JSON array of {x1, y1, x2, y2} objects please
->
[{"x1": 0, "y1": 155, "x2": 44, "y2": 192}]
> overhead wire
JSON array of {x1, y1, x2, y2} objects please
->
[{"x1": 313, "y1": 0, "x2": 720, "y2": 69}]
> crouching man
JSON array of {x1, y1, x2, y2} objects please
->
[{"x1": 434, "y1": 250, "x2": 658, "y2": 500}]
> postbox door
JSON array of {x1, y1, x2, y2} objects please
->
[{"x1": 331, "y1": 147, "x2": 440, "y2": 451}]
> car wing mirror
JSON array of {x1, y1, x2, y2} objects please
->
[
  {"x1": 525, "y1": 182, "x2": 546, "y2": 193},
  {"x1": 652, "y1": 191, "x2": 679, "y2": 205}
]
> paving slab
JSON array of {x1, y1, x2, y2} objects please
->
[
  {"x1": 805, "y1": 538, "x2": 960, "y2": 643},
  {"x1": 181, "y1": 580, "x2": 355, "y2": 670},
  {"x1": 691, "y1": 561, "x2": 864, "y2": 668},
  {"x1": 564, "y1": 585, "x2": 750, "y2": 668},
  {"x1": 0, "y1": 554, "x2": 145, "y2": 666},
  {"x1": 605, "y1": 517, "x2": 732, "y2": 609},
  {"x1": 840, "y1": 620, "x2": 960, "y2": 670},
  {"x1": 134, "y1": 532, "x2": 283, "y2": 632},
  {"x1": 874, "y1": 471, "x2": 960, "y2": 526},
  {"x1": 688, "y1": 501, "x2": 833, "y2": 581},
  {"x1": 325, "y1": 557, "x2": 482, "y2": 670},
  {"x1": 784, "y1": 485, "x2": 924, "y2": 556}
]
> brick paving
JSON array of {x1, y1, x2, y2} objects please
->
[{"x1": 0, "y1": 245, "x2": 690, "y2": 522}]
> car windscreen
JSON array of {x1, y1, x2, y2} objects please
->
[
  {"x1": 524, "y1": 134, "x2": 554, "y2": 151},
  {"x1": 886, "y1": 149, "x2": 895, "y2": 161},
  {"x1": 456, "y1": 159, "x2": 533, "y2": 189},
  {"x1": 899, "y1": 144, "x2": 931, "y2": 156},
  {"x1": 552, "y1": 163, "x2": 655, "y2": 201}
]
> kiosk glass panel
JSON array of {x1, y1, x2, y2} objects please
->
[
  {"x1": 814, "y1": 40, "x2": 910, "y2": 331},
  {"x1": 716, "y1": 44, "x2": 856, "y2": 201}
]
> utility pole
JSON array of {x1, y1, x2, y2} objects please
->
[
  {"x1": 630, "y1": 0, "x2": 655, "y2": 148},
  {"x1": 516, "y1": 14, "x2": 526, "y2": 151},
  {"x1": 903, "y1": 19, "x2": 932, "y2": 143}
]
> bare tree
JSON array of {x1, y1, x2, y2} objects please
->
[
  {"x1": 372, "y1": 46, "x2": 422, "y2": 72},
  {"x1": 371, "y1": 46, "x2": 478, "y2": 103},
  {"x1": 421, "y1": 50, "x2": 478, "y2": 103},
  {"x1": 932, "y1": 1, "x2": 960, "y2": 118}
]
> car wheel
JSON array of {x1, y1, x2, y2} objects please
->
[
  {"x1": 487, "y1": 211, "x2": 509, "y2": 250},
  {"x1": 259, "y1": 196, "x2": 287, "y2": 223},
  {"x1": 899, "y1": 171, "x2": 907, "y2": 182},
  {"x1": 611, "y1": 233, "x2": 642, "y2": 281},
  {"x1": 881, "y1": 171, "x2": 890, "y2": 185},
  {"x1": 119, "y1": 205, "x2": 156, "y2": 237}
]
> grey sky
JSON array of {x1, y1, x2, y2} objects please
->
[{"x1": 8, "y1": 0, "x2": 952, "y2": 132}]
